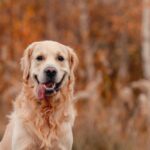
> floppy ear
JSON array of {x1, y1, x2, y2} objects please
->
[
  {"x1": 67, "y1": 47, "x2": 79, "y2": 81},
  {"x1": 21, "y1": 43, "x2": 35, "y2": 82}
]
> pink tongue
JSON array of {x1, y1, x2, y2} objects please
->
[{"x1": 37, "y1": 84, "x2": 45, "y2": 100}]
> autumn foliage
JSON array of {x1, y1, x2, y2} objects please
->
[{"x1": 1, "y1": 0, "x2": 150, "y2": 150}]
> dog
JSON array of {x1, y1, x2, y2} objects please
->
[{"x1": 0, "y1": 41, "x2": 78, "y2": 150}]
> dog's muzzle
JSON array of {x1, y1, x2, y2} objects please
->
[{"x1": 35, "y1": 73, "x2": 66, "y2": 100}]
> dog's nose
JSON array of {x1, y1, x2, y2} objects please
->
[{"x1": 44, "y1": 67, "x2": 57, "y2": 79}]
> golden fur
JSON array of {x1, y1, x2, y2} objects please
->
[{"x1": 0, "y1": 41, "x2": 78, "y2": 150}]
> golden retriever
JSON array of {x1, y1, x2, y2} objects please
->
[{"x1": 0, "y1": 41, "x2": 78, "y2": 150}]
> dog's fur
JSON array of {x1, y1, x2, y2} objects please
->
[{"x1": 0, "y1": 41, "x2": 78, "y2": 150}]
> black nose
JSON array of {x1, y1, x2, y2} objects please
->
[{"x1": 44, "y1": 67, "x2": 57, "y2": 79}]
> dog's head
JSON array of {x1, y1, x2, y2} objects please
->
[{"x1": 21, "y1": 41, "x2": 78, "y2": 100}]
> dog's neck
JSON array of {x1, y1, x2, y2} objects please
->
[{"x1": 15, "y1": 82, "x2": 74, "y2": 126}]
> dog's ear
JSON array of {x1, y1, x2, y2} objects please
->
[
  {"x1": 21, "y1": 43, "x2": 36, "y2": 82},
  {"x1": 67, "y1": 47, "x2": 78, "y2": 81}
]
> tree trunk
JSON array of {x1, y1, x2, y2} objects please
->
[
  {"x1": 142, "y1": 0, "x2": 150, "y2": 79},
  {"x1": 44, "y1": 0, "x2": 58, "y2": 40},
  {"x1": 79, "y1": 0, "x2": 95, "y2": 82},
  {"x1": 117, "y1": 31, "x2": 129, "y2": 83}
]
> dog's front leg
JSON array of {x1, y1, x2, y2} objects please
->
[
  {"x1": 12, "y1": 120, "x2": 36, "y2": 150},
  {"x1": 12, "y1": 132, "x2": 36, "y2": 150},
  {"x1": 12, "y1": 131, "x2": 35, "y2": 150}
]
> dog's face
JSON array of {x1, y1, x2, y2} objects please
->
[{"x1": 21, "y1": 41, "x2": 78, "y2": 100}]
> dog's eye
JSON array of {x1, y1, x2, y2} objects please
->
[
  {"x1": 57, "y1": 55, "x2": 64, "y2": 62},
  {"x1": 36, "y1": 55, "x2": 44, "y2": 61}
]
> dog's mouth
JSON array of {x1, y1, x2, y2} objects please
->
[{"x1": 34, "y1": 73, "x2": 66, "y2": 100}]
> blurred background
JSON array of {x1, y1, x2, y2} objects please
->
[{"x1": 1, "y1": 0, "x2": 150, "y2": 149}]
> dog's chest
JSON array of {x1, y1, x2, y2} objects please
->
[{"x1": 32, "y1": 122, "x2": 73, "y2": 150}]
